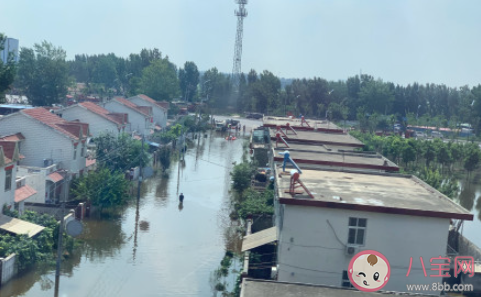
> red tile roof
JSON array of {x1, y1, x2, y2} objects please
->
[
  {"x1": 107, "y1": 113, "x2": 129, "y2": 125},
  {"x1": 79, "y1": 102, "x2": 126, "y2": 126},
  {"x1": 47, "y1": 172, "x2": 64, "y2": 183},
  {"x1": 86, "y1": 158, "x2": 96, "y2": 167},
  {"x1": 15, "y1": 185, "x2": 37, "y2": 203},
  {"x1": 137, "y1": 94, "x2": 168, "y2": 110},
  {"x1": 0, "y1": 141, "x2": 17, "y2": 164},
  {"x1": 0, "y1": 133, "x2": 25, "y2": 142},
  {"x1": 115, "y1": 97, "x2": 152, "y2": 117},
  {"x1": 22, "y1": 108, "x2": 89, "y2": 140}
]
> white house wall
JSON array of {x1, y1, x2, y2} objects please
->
[
  {"x1": 104, "y1": 101, "x2": 149, "y2": 136},
  {"x1": 129, "y1": 97, "x2": 167, "y2": 128},
  {"x1": 61, "y1": 106, "x2": 120, "y2": 138},
  {"x1": 0, "y1": 163, "x2": 16, "y2": 208},
  {"x1": 16, "y1": 168, "x2": 46, "y2": 203},
  {"x1": 0, "y1": 113, "x2": 86, "y2": 174},
  {"x1": 277, "y1": 204, "x2": 449, "y2": 295}
]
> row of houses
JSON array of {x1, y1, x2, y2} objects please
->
[
  {"x1": 0, "y1": 94, "x2": 168, "y2": 213},
  {"x1": 241, "y1": 116, "x2": 480, "y2": 296}
]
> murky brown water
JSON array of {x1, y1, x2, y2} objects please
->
[{"x1": 0, "y1": 118, "x2": 261, "y2": 297}]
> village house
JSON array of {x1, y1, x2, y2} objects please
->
[
  {"x1": 0, "y1": 107, "x2": 90, "y2": 180},
  {"x1": 0, "y1": 140, "x2": 22, "y2": 209},
  {"x1": 57, "y1": 102, "x2": 128, "y2": 138},
  {"x1": 127, "y1": 94, "x2": 167, "y2": 130},
  {"x1": 103, "y1": 97, "x2": 153, "y2": 137},
  {"x1": 268, "y1": 166, "x2": 473, "y2": 295}
]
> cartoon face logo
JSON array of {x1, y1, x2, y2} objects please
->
[{"x1": 348, "y1": 250, "x2": 390, "y2": 292}]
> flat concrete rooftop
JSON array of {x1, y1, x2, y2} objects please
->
[
  {"x1": 270, "y1": 128, "x2": 365, "y2": 147},
  {"x1": 263, "y1": 116, "x2": 342, "y2": 131},
  {"x1": 273, "y1": 142, "x2": 360, "y2": 152},
  {"x1": 275, "y1": 166, "x2": 473, "y2": 220},
  {"x1": 273, "y1": 148, "x2": 399, "y2": 172},
  {"x1": 241, "y1": 279, "x2": 438, "y2": 297}
]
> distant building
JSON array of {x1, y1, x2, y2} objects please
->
[
  {"x1": 0, "y1": 37, "x2": 19, "y2": 64},
  {"x1": 127, "y1": 94, "x2": 168, "y2": 129},
  {"x1": 58, "y1": 102, "x2": 128, "y2": 138},
  {"x1": 103, "y1": 97, "x2": 153, "y2": 137}
]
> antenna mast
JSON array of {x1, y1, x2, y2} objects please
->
[{"x1": 231, "y1": 0, "x2": 248, "y2": 94}]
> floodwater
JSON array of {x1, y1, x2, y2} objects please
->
[
  {"x1": 0, "y1": 118, "x2": 262, "y2": 297},
  {"x1": 458, "y1": 175, "x2": 481, "y2": 249},
  {"x1": 2, "y1": 116, "x2": 481, "y2": 296}
]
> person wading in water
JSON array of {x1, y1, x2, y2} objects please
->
[{"x1": 179, "y1": 193, "x2": 184, "y2": 203}]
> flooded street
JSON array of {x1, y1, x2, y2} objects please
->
[
  {"x1": 0, "y1": 118, "x2": 262, "y2": 297},
  {"x1": 2, "y1": 116, "x2": 481, "y2": 296},
  {"x1": 458, "y1": 177, "x2": 481, "y2": 249}
]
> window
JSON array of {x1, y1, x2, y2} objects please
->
[
  {"x1": 81, "y1": 145, "x2": 85, "y2": 157},
  {"x1": 348, "y1": 217, "x2": 367, "y2": 245},
  {"x1": 73, "y1": 147, "x2": 77, "y2": 160},
  {"x1": 5, "y1": 169, "x2": 12, "y2": 191},
  {"x1": 342, "y1": 270, "x2": 353, "y2": 288}
]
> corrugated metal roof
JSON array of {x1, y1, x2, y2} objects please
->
[
  {"x1": 0, "y1": 215, "x2": 44, "y2": 238},
  {"x1": 241, "y1": 227, "x2": 278, "y2": 252}
]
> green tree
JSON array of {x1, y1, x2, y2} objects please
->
[
  {"x1": 71, "y1": 167, "x2": 130, "y2": 207},
  {"x1": 141, "y1": 58, "x2": 179, "y2": 101},
  {"x1": 230, "y1": 162, "x2": 253, "y2": 194},
  {"x1": 401, "y1": 142, "x2": 416, "y2": 168},
  {"x1": 179, "y1": 61, "x2": 199, "y2": 102},
  {"x1": 424, "y1": 141, "x2": 437, "y2": 167},
  {"x1": 0, "y1": 33, "x2": 16, "y2": 99},
  {"x1": 95, "y1": 133, "x2": 150, "y2": 172},
  {"x1": 358, "y1": 79, "x2": 395, "y2": 114},
  {"x1": 16, "y1": 41, "x2": 70, "y2": 106},
  {"x1": 158, "y1": 147, "x2": 171, "y2": 173},
  {"x1": 464, "y1": 144, "x2": 481, "y2": 175}
]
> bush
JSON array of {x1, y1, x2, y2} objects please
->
[
  {"x1": 236, "y1": 189, "x2": 274, "y2": 219},
  {"x1": 231, "y1": 162, "x2": 254, "y2": 194}
]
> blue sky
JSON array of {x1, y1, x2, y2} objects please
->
[{"x1": 1, "y1": 0, "x2": 480, "y2": 87}]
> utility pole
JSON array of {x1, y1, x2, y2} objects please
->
[
  {"x1": 137, "y1": 135, "x2": 144, "y2": 200},
  {"x1": 55, "y1": 173, "x2": 69, "y2": 296}
]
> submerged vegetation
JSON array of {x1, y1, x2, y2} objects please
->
[
  {"x1": 0, "y1": 209, "x2": 75, "y2": 272},
  {"x1": 350, "y1": 131, "x2": 481, "y2": 199}
]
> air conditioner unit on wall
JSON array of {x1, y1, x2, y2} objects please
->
[
  {"x1": 345, "y1": 245, "x2": 358, "y2": 257},
  {"x1": 43, "y1": 159, "x2": 53, "y2": 167}
]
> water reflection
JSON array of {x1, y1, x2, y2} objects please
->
[
  {"x1": 178, "y1": 202, "x2": 184, "y2": 212},
  {"x1": 80, "y1": 218, "x2": 126, "y2": 261},
  {"x1": 459, "y1": 183, "x2": 475, "y2": 211}
]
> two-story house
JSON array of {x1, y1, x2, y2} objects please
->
[
  {"x1": 58, "y1": 102, "x2": 128, "y2": 138},
  {"x1": 103, "y1": 97, "x2": 153, "y2": 136},
  {"x1": 272, "y1": 167, "x2": 473, "y2": 295},
  {"x1": 127, "y1": 94, "x2": 167, "y2": 129},
  {"x1": 0, "y1": 108, "x2": 89, "y2": 178},
  {"x1": 0, "y1": 140, "x2": 22, "y2": 209}
]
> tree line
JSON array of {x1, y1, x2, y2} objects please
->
[{"x1": 2, "y1": 34, "x2": 481, "y2": 133}]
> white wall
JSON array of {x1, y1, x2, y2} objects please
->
[
  {"x1": 104, "y1": 101, "x2": 150, "y2": 136},
  {"x1": 129, "y1": 97, "x2": 167, "y2": 128},
  {"x1": 0, "y1": 253, "x2": 16, "y2": 285},
  {"x1": 0, "y1": 113, "x2": 86, "y2": 174},
  {"x1": 277, "y1": 204, "x2": 449, "y2": 295},
  {"x1": 16, "y1": 168, "x2": 46, "y2": 203},
  {"x1": 61, "y1": 105, "x2": 120, "y2": 138},
  {"x1": 0, "y1": 163, "x2": 16, "y2": 208}
]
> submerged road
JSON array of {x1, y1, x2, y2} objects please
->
[{"x1": 0, "y1": 118, "x2": 262, "y2": 297}]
